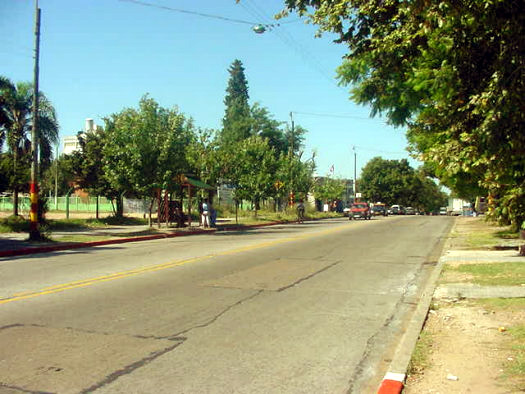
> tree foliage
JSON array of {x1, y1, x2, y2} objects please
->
[
  {"x1": 220, "y1": 59, "x2": 252, "y2": 145},
  {"x1": 0, "y1": 76, "x2": 59, "y2": 215},
  {"x1": 280, "y1": 0, "x2": 525, "y2": 229},
  {"x1": 359, "y1": 157, "x2": 446, "y2": 211},
  {"x1": 102, "y1": 96, "x2": 194, "y2": 215},
  {"x1": 229, "y1": 136, "x2": 278, "y2": 213},
  {"x1": 313, "y1": 176, "x2": 346, "y2": 204}
]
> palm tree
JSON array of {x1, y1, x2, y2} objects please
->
[{"x1": 0, "y1": 76, "x2": 59, "y2": 216}]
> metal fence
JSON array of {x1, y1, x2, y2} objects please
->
[
  {"x1": 1, "y1": 195, "x2": 266, "y2": 216},
  {"x1": 0, "y1": 196, "x2": 115, "y2": 214}
]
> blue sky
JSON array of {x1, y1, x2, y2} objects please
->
[{"x1": 1, "y1": 0, "x2": 418, "y2": 178}]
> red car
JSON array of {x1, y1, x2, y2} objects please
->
[{"x1": 349, "y1": 202, "x2": 371, "y2": 220}]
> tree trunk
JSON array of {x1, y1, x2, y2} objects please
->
[
  {"x1": 13, "y1": 187, "x2": 19, "y2": 217},
  {"x1": 148, "y1": 193, "x2": 155, "y2": 227},
  {"x1": 95, "y1": 196, "x2": 99, "y2": 220},
  {"x1": 115, "y1": 194, "x2": 124, "y2": 218}
]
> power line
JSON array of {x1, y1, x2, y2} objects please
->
[
  {"x1": 239, "y1": 0, "x2": 343, "y2": 90},
  {"x1": 291, "y1": 110, "x2": 389, "y2": 123},
  {"x1": 352, "y1": 145, "x2": 409, "y2": 156},
  {"x1": 119, "y1": 0, "x2": 277, "y2": 28}
]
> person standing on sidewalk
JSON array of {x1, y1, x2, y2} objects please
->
[{"x1": 201, "y1": 199, "x2": 210, "y2": 228}]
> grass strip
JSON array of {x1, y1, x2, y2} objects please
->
[{"x1": 442, "y1": 262, "x2": 525, "y2": 286}]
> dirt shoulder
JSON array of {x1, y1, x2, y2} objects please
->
[{"x1": 404, "y1": 217, "x2": 525, "y2": 393}]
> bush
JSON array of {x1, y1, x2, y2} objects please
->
[{"x1": 0, "y1": 215, "x2": 29, "y2": 232}]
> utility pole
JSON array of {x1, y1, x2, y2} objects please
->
[
  {"x1": 289, "y1": 112, "x2": 294, "y2": 155},
  {"x1": 289, "y1": 112, "x2": 294, "y2": 206},
  {"x1": 54, "y1": 141, "x2": 59, "y2": 210},
  {"x1": 353, "y1": 146, "x2": 357, "y2": 201},
  {"x1": 29, "y1": 0, "x2": 41, "y2": 240}
]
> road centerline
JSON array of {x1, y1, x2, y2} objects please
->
[{"x1": 1, "y1": 222, "x2": 354, "y2": 305}]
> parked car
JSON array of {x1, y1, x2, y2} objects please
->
[
  {"x1": 349, "y1": 202, "x2": 371, "y2": 220},
  {"x1": 439, "y1": 207, "x2": 447, "y2": 215},
  {"x1": 343, "y1": 205, "x2": 351, "y2": 217},
  {"x1": 372, "y1": 203, "x2": 388, "y2": 216},
  {"x1": 405, "y1": 206, "x2": 416, "y2": 215},
  {"x1": 390, "y1": 204, "x2": 406, "y2": 215}
]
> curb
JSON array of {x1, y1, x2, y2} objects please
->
[
  {"x1": 376, "y1": 220, "x2": 455, "y2": 394},
  {"x1": 377, "y1": 372, "x2": 405, "y2": 394},
  {"x1": 0, "y1": 220, "x2": 287, "y2": 258},
  {"x1": 376, "y1": 255, "x2": 447, "y2": 393}
]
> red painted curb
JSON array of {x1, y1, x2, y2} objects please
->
[
  {"x1": 0, "y1": 220, "x2": 292, "y2": 258},
  {"x1": 377, "y1": 373, "x2": 405, "y2": 394},
  {"x1": 0, "y1": 228, "x2": 214, "y2": 258}
]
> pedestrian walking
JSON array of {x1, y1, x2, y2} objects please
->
[{"x1": 297, "y1": 199, "x2": 305, "y2": 223}]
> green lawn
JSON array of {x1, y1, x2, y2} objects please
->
[{"x1": 442, "y1": 262, "x2": 525, "y2": 286}]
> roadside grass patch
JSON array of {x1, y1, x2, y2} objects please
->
[
  {"x1": 441, "y1": 262, "x2": 525, "y2": 286},
  {"x1": 473, "y1": 298, "x2": 525, "y2": 311},
  {"x1": 407, "y1": 329, "x2": 433, "y2": 376},
  {"x1": 0, "y1": 215, "x2": 30, "y2": 232},
  {"x1": 48, "y1": 216, "x2": 148, "y2": 230},
  {"x1": 505, "y1": 324, "x2": 525, "y2": 390},
  {"x1": 52, "y1": 235, "x2": 115, "y2": 243},
  {"x1": 465, "y1": 224, "x2": 518, "y2": 249}
]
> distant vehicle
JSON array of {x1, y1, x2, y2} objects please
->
[
  {"x1": 405, "y1": 207, "x2": 416, "y2": 215},
  {"x1": 390, "y1": 205, "x2": 405, "y2": 215},
  {"x1": 343, "y1": 206, "x2": 351, "y2": 217},
  {"x1": 372, "y1": 203, "x2": 388, "y2": 216},
  {"x1": 448, "y1": 198, "x2": 468, "y2": 216},
  {"x1": 349, "y1": 202, "x2": 371, "y2": 220},
  {"x1": 475, "y1": 196, "x2": 487, "y2": 214},
  {"x1": 439, "y1": 207, "x2": 447, "y2": 215}
]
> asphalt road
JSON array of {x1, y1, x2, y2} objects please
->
[{"x1": 0, "y1": 215, "x2": 453, "y2": 394}]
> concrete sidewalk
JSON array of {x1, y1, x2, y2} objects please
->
[
  {"x1": 378, "y1": 232, "x2": 525, "y2": 394},
  {"x1": 0, "y1": 219, "x2": 287, "y2": 257}
]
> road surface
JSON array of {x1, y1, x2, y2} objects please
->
[{"x1": 0, "y1": 215, "x2": 453, "y2": 394}]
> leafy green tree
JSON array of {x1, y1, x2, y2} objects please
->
[
  {"x1": 220, "y1": 59, "x2": 252, "y2": 145},
  {"x1": 250, "y1": 103, "x2": 287, "y2": 155},
  {"x1": 359, "y1": 157, "x2": 447, "y2": 212},
  {"x1": 417, "y1": 175, "x2": 448, "y2": 213},
  {"x1": 186, "y1": 128, "x2": 225, "y2": 195},
  {"x1": 275, "y1": 152, "x2": 315, "y2": 207},
  {"x1": 359, "y1": 157, "x2": 414, "y2": 206},
  {"x1": 280, "y1": 0, "x2": 525, "y2": 229},
  {"x1": 40, "y1": 154, "x2": 77, "y2": 197},
  {"x1": 229, "y1": 136, "x2": 278, "y2": 215},
  {"x1": 0, "y1": 77, "x2": 59, "y2": 215},
  {"x1": 284, "y1": 124, "x2": 307, "y2": 157},
  {"x1": 103, "y1": 96, "x2": 194, "y2": 217},
  {"x1": 69, "y1": 130, "x2": 114, "y2": 198},
  {"x1": 313, "y1": 176, "x2": 346, "y2": 208}
]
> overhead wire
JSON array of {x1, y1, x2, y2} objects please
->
[
  {"x1": 120, "y1": 0, "x2": 266, "y2": 26},
  {"x1": 238, "y1": 0, "x2": 345, "y2": 92},
  {"x1": 290, "y1": 110, "x2": 393, "y2": 126}
]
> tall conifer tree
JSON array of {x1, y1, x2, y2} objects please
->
[{"x1": 221, "y1": 59, "x2": 252, "y2": 144}]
